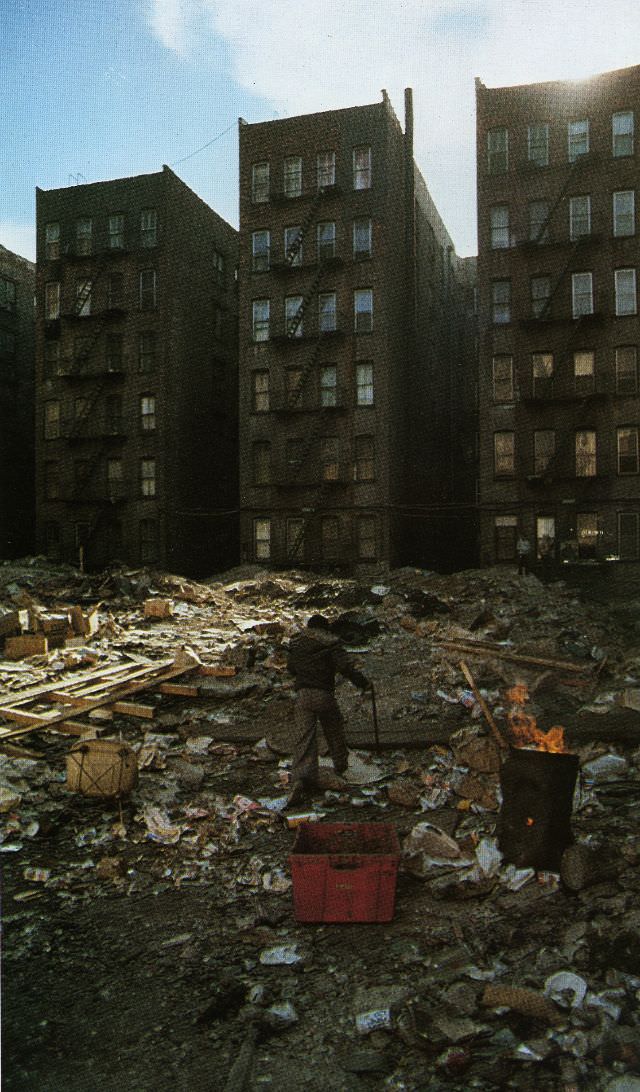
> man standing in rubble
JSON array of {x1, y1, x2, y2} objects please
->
[
  {"x1": 517, "y1": 533, "x2": 532, "y2": 576},
  {"x1": 286, "y1": 614, "x2": 371, "y2": 806}
]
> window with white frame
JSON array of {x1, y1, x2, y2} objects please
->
[
  {"x1": 615, "y1": 269, "x2": 637, "y2": 316},
  {"x1": 252, "y1": 230, "x2": 270, "y2": 272},
  {"x1": 320, "y1": 436, "x2": 339, "y2": 480},
  {"x1": 139, "y1": 332, "x2": 156, "y2": 372},
  {"x1": 320, "y1": 364, "x2": 337, "y2": 407},
  {"x1": 252, "y1": 299, "x2": 270, "y2": 341},
  {"x1": 316, "y1": 221, "x2": 335, "y2": 262},
  {"x1": 356, "y1": 361, "x2": 374, "y2": 405},
  {"x1": 75, "y1": 278, "x2": 92, "y2": 316},
  {"x1": 252, "y1": 370, "x2": 269, "y2": 412},
  {"x1": 613, "y1": 191, "x2": 635, "y2": 237},
  {"x1": 495, "y1": 515, "x2": 518, "y2": 561},
  {"x1": 616, "y1": 346, "x2": 638, "y2": 394},
  {"x1": 532, "y1": 352, "x2": 554, "y2": 396},
  {"x1": 251, "y1": 162, "x2": 269, "y2": 204},
  {"x1": 576, "y1": 430, "x2": 597, "y2": 477},
  {"x1": 321, "y1": 516, "x2": 339, "y2": 561},
  {"x1": 574, "y1": 349, "x2": 595, "y2": 393},
  {"x1": 354, "y1": 288, "x2": 373, "y2": 332},
  {"x1": 319, "y1": 292, "x2": 337, "y2": 333},
  {"x1": 283, "y1": 155, "x2": 302, "y2": 198},
  {"x1": 534, "y1": 430, "x2": 555, "y2": 476},
  {"x1": 531, "y1": 276, "x2": 551, "y2": 318},
  {"x1": 569, "y1": 195, "x2": 591, "y2": 239},
  {"x1": 536, "y1": 516, "x2": 556, "y2": 560},
  {"x1": 572, "y1": 272, "x2": 593, "y2": 317},
  {"x1": 75, "y1": 218, "x2": 92, "y2": 255},
  {"x1": 490, "y1": 205, "x2": 510, "y2": 248},
  {"x1": 527, "y1": 123, "x2": 549, "y2": 167},
  {"x1": 494, "y1": 431, "x2": 515, "y2": 475},
  {"x1": 529, "y1": 200, "x2": 550, "y2": 243},
  {"x1": 618, "y1": 512, "x2": 640, "y2": 559},
  {"x1": 357, "y1": 515, "x2": 376, "y2": 560},
  {"x1": 285, "y1": 295, "x2": 304, "y2": 337},
  {"x1": 140, "y1": 459, "x2": 156, "y2": 497},
  {"x1": 109, "y1": 214, "x2": 124, "y2": 249},
  {"x1": 491, "y1": 280, "x2": 511, "y2": 323},
  {"x1": 487, "y1": 128, "x2": 508, "y2": 173},
  {"x1": 252, "y1": 441, "x2": 271, "y2": 485},
  {"x1": 353, "y1": 218, "x2": 372, "y2": 258},
  {"x1": 139, "y1": 269, "x2": 156, "y2": 310},
  {"x1": 492, "y1": 355, "x2": 514, "y2": 402},
  {"x1": 45, "y1": 222, "x2": 60, "y2": 260},
  {"x1": 45, "y1": 281, "x2": 60, "y2": 320},
  {"x1": 618, "y1": 427, "x2": 639, "y2": 474},
  {"x1": 317, "y1": 150, "x2": 335, "y2": 189},
  {"x1": 354, "y1": 435, "x2": 374, "y2": 481},
  {"x1": 254, "y1": 518, "x2": 271, "y2": 560},
  {"x1": 140, "y1": 209, "x2": 157, "y2": 247},
  {"x1": 568, "y1": 119, "x2": 589, "y2": 161},
  {"x1": 353, "y1": 146, "x2": 371, "y2": 189},
  {"x1": 141, "y1": 394, "x2": 156, "y2": 431},
  {"x1": 613, "y1": 111, "x2": 634, "y2": 157},
  {"x1": 44, "y1": 401, "x2": 60, "y2": 439}
]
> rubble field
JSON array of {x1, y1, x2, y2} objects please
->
[{"x1": 2, "y1": 557, "x2": 640, "y2": 1092}]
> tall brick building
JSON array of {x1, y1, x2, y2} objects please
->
[
  {"x1": 0, "y1": 244, "x2": 35, "y2": 558},
  {"x1": 477, "y1": 65, "x2": 640, "y2": 567},
  {"x1": 35, "y1": 166, "x2": 238, "y2": 575},
  {"x1": 238, "y1": 90, "x2": 477, "y2": 575}
]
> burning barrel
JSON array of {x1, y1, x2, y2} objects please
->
[{"x1": 497, "y1": 747, "x2": 579, "y2": 871}]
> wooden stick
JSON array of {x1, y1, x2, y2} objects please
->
[
  {"x1": 459, "y1": 660, "x2": 509, "y2": 751},
  {"x1": 439, "y1": 639, "x2": 592, "y2": 675}
]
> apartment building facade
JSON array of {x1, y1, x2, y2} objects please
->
[
  {"x1": 0, "y1": 244, "x2": 35, "y2": 558},
  {"x1": 35, "y1": 166, "x2": 238, "y2": 575},
  {"x1": 477, "y1": 65, "x2": 640, "y2": 567},
  {"x1": 238, "y1": 91, "x2": 476, "y2": 575}
]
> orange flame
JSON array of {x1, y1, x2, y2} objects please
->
[{"x1": 505, "y1": 683, "x2": 568, "y2": 753}]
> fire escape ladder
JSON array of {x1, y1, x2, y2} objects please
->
[
  {"x1": 67, "y1": 378, "x2": 109, "y2": 440},
  {"x1": 287, "y1": 337, "x2": 326, "y2": 408},
  {"x1": 285, "y1": 263, "x2": 329, "y2": 339},
  {"x1": 530, "y1": 155, "x2": 583, "y2": 245},
  {"x1": 71, "y1": 446, "x2": 105, "y2": 500},
  {"x1": 535, "y1": 238, "x2": 582, "y2": 321},
  {"x1": 533, "y1": 316, "x2": 597, "y2": 481},
  {"x1": 285, "y1": 188, "x2": 324, "y2": 266}
]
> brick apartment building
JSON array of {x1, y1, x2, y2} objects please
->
[
  {"x1": 35, "y1": 166, "x2": 238, "y2": 575},
  {"x1": 238, "y1": 90, "x2": 477, "y2": 575},
  {"x1": 477, "y1": 64, "x2": 640, "y2": 567},
  {"x1": 0, "y1": 244, "x2": 35, "y2": 558}
]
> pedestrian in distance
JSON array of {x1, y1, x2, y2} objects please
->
[
  {"x1": 517, "y1": 534, "x2": 532, "y2": 576},
  {"x1": 286, "y1": 614, "x2": 371, "y2": 807}
]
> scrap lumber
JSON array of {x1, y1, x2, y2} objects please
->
[
  {"x1": 459, "y1": 660, "x2": 509, "y2": 751},
  {"x1": 197, "y1": 665, "x2": 237, "y2": 677},
  {"x1": 436, "y1": 638, "x2": 593, "y2": 674},
  {"x1": 0, "y1": 660, "x2": 152, "y2": 707},
  {"x1": 158, "y1": 682, "x2": 199, "y2": 697},
  {"x1": 4, "y1": 635, "x2": 48, "y2": 660}
]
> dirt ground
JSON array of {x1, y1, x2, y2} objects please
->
[{"x1": 2, "y1": 561, "x2": 640, "y2": 1091}]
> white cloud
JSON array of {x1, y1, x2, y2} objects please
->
[
  {"x1": 147, "y1": 0, "x2": 640, "y2": 255},
  {"x1": 145, "y1": 0, "x2": 194, "y2": 55},
  {"x1": 1, "y1": 221, "x2": 36, "y2": 263}
]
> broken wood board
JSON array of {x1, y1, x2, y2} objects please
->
[
  {"x1": 197, "y1": 665, "x2": 237, "y2": 677},
  {"x1": 157, "y1": 682, "x2": 199, "y2": 697},
  {"x1": 435, "y1": 638, "x2": 594, "y2": 674}
]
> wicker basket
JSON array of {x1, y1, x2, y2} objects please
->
[{"x1": 66, "y1": 739, "x2": 138, "y2": 798}]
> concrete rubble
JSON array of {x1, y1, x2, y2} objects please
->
[{"x1": 2, "y1": 556, "x2": 640, "y2": 1091}]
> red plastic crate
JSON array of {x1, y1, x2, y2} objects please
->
[{"x1": 289, "y1": 822, "x2": 400, "y2": 923}]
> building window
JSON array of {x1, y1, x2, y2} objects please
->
[
  {"x1": 109, "y1": 214, "x2": 125, "y2": 249},
  {"x1": 45, "y1": 281, "x2": 60, "y2": 320},
  {"x1": 73, "y1": 337, "x2": 91, "y2": 371},
  {"x1": 491, "y1": 280, "x2": 511, "y2": 324},
  {"x1": 618, "y1": 512, "x2": 639, "y2": 559},
  {"x1": 354, "y1": 435, "x2": 374, "y2": 481},
  {"x1": 490, "y1": 205, "x2": 510, "y2": 248},
  {"x1": 106, "y1": 394, "x2": 122, "y2": 434},
  {"x1": 138, "y1": 332, "x2": 156, "y2": 372},
  {"x1": 616, "y1": 346, "x2": 638, "y2": 394},
  {"x1": 0, "y1": 329, "x2": 15, "y2": 354},
  {"x1": 576, "y1": 512, "x2": 598, "y2": 558},
  {"x1": 613, "y1": 111, "x2": 634, "y2": 157},
  {"x1": 44, "y1": 461, "x2": 59, "y2": 500},
  {"x1": 107, "y1": 458, "x2": 123, "y2": 499},
  {"x1": 576, "y1": 430, "x2": 597, "y2": 477},
  {"x1": 0, "y1": 277, "x2": 16, "y2": 311},
  {"x1": 75, "y1": 218, "x2": 92, "y2": 256},
  {"x1": 252, "y1": 299, "x2": 270, "y2": 341},
  {"x1": 74, "y1": 397, "x2": 89, "y2": 429},
  {"x1": 252, "y1": 441, "x2": 271, "y2": 485},
  {"x1": 354, "y1": 288, "x2": 373, "y2": 333},
  {"x1": 357, "y1": 516, "x2": 376, "y2": 560},
  {"x1": 317, "y1": 221, "x2": 336, "y2": 262},
  {"x1": 107, "y1": 272, "x2": 123, "y2": 309},
  {"x1": 213, "y1": 249, "x2": 225, "y2": 287},
  {"x1": 317, "y1": 151, "x2": 336, "y2": 189},
  {"x1": 618, "y1": 427, "x2": 639, "y2": 474},
  {"x1": 284, "y1": 225, "x2": 303, "y2": 266},
  {"x1": 536, "y1": 516, "x2": 556, "y2": 561},
  {"x1": 529, "y1": 201, "x2": 550, "y2": 243},
  {"x1": 141, "y1": 394, "x2": 156, "y2": 431},
  {"x1": 492, "y1": 355, "x2": 514, "y2": 402},
  {"x1": 569, "y1": 195, "x2": 591, "y2": 240},
  {"x1": 356, "y1": 361, "x2": 374, "y2": 406},
  {"x1": 613, "y1": 191, "x2": 635, "y2": 237},
  {"x1": 140, "y1": 209, "x2": 157, "y2": 247},
  {"x1": 45, "y1": 222, "x2": 60, "y2": 260},
  {"x1": 319, "y1": 291, "x2": 337, "y2": 333},
  {"x1": 487, "y1": 128, "x2": 508, "y2": 174},
  {"x1": 353, "y1": 218, "x2": 372, "y2": 259},
  {"x1": 615, "y1": 269, "x2": 637, "y2": 316},
  {"x1": 494, "y1": 431, "x2": 515, "y2": 475},
  {"x1": 75, "y1": 279, "x2": 92, "y2": 316},
  {"x1": 568, "y1": 119, "x2": 589, "y2": 162},
  {"x1": 141, "y1": 459, "x2": 156, "y2": 497},
  {"x1": 286, "y1": 367, "x2": 303, "y2": 407},
  {"x1": 139, "y1": 269, "x2": 156, "y2": 310},
  {"x1": 139, "y1": 519, "x2": 158, "y2": 563},
  {"x1": 320, "y1": 436, "x2": 339, "y2": 480},
  {"x1": 286, "y1": 438, "x2": 304, "y2": 476},
  {"x1": 574, "y1": 349, "x2": 595, "y2": 394},
  {"x1": 286, "y1": 518, "x2": 304, "y2": 558},
  {"x1": 321, "y1": 516, "x2": 339, "y2": 562},
  {"x1": 531, "y1": 276, "x2": 551, "y2": 319},
  {"x1": 495, "y1": 516, "x2": 517, "y2": 561},
  {"x1": 44, "y1": 401, "x2": 60, "y2": 440},
  {"x1": 320, "y1": 364, "x2": 337, "y2": 407},
  {"x1": 106, "y1": 333, "x2": 123, "y2": 371},
  {"x1": 572, "y1": 272, "x2": 593, "y2": 317},
  {"x1": 252, "y1": 230, "x2": 270, "y2": 272},
  {"x1": 44, "y1": 340, "x2": 60, "y2": 378},
  {"x1": 527, "y1": 123, "x2": 549, "y2": 167},
  {"x1": 283, "y1": 156, "x2": 302, "y2": 198},
  {"x1": 534, "y1": 430, "x2": 555, "y2": 476},
  {"x1": 285, "y1": 295, "x2": 304, "y2": 337},
  {"x1": 252, "y1": 162, "x2": 269, "y2": 203},
  {"x1": 252, "y1": 370, "x2": 269, "y2": 412},
  {"x1": 353, "y1": 146, "x2": 371, "y2": 190}
]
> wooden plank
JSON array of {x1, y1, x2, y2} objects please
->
[
  {"x1": 158, "y1": 683, "x2": 199, "y2": 697},
  {"x1": 4, "y1": 635, "x2": 48, "y2": 660},
  {"x1": 111, "y1": 701, "x2": 155, "y2": 719},
  {"x1": 197, "y1": 665, "x2": 237, "y2": 677},
  {"x1": 0, "y1": 660, "x2": 149, "y2": 708},
  {"x1": 0, "y1": 707, "x2": 60, "y2": 726},
  {"x1": 436, "y1": 639, "x2": 592, "y2": 674}
]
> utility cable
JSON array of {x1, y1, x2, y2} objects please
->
[{"x1": 170, "y1": 122, "x2": 236, "y2": 168}]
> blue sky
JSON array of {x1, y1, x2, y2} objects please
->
[{"x1": 3, "y1": 0, "x2": 640, "y2": 262}]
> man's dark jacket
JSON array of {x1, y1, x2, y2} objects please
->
[{"x1": 287, "y1": 627, "x2": 369, "y2": 692}]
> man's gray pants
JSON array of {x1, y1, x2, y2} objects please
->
[{"x1": 292, "y1": 687, "x2": 348, "y2": 786}]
